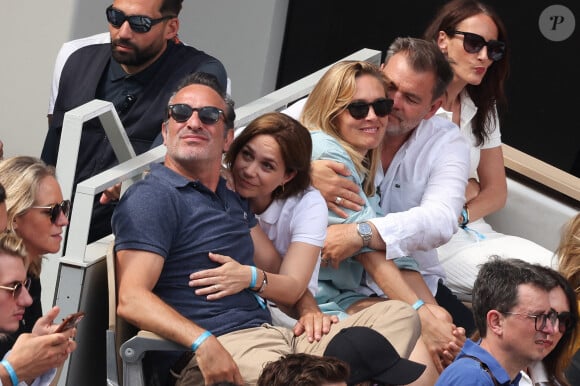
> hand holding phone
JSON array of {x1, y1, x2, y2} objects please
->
[{"x1": 55, "y1": 311, "x2": 85, "y2": 333}]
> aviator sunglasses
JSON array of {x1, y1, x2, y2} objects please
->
[
  {"x1": 447, "y1": 30, "x2": 505, "y2": 61},
  {"x1": 106, "y1": 5, "x2": 175, "y2": 33},
  {"x1": 0, "y1": 278, "x2": 32, "y2": 299},
  {"x1": 30, "y1": 200, "x2": 71, "y2": 224},
  {"x1": 346, "y1": 98, "x2": 394, "y2": 120},
  {"x1": 168, "y1": 104, "x2": 225, "y2": 125}
]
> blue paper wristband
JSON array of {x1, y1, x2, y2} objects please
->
[
  {"x1": 249, "y1": 266, "x2": 258, "y2": 289},
  {"x1": 1, "y1": 359, "x2": 19, "y2": 386},
  {"x1": 191, "y1": 330, "x2": 212, "y2": 352},
  {"x1": 412, "y1": 299, "x2": 425, "y2": 311}
]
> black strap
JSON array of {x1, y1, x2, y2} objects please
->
[{"x1": 461, "y1": 355, "x2": 502, "y2": 386}]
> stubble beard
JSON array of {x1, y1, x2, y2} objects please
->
[{"x1": 111, "y1": 38, "x2": 161, "y2": 67}]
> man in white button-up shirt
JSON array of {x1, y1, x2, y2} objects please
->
[{"x1": 311, "y1": 37, "x2": 472, "y2": 371}]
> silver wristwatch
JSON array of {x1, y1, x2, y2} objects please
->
[{"x1": 356, "y1": 222, "x2": 372, "y2": 247}]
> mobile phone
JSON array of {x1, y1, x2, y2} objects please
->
[{"x1": 55, "y1": 311, "x2": 85, "y2": 333}]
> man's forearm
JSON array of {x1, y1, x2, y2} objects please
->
[
  {"x1": 276, "y1": 290, "x2": 318, "y2": 320},
  {"x1": 367, "y1": 222, "x2": 386, "y2": 250}
]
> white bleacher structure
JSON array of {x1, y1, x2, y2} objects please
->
[{"x1": 48, "y1": 48, "x2": 579, "y2": 385}]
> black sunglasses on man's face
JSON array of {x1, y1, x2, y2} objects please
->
[
  {"x1": 106, "y1": 5, "x2": 174, "y2": 33},
  {"x1": 167, "y1": 104, "x2": 225, "y2": 125}
]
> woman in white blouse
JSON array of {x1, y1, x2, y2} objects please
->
[{"x1": 424, "y1": 0, "x2": 555, "y2": 300}]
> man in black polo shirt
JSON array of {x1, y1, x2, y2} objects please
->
[{"x1": 42, "y1": 0, "x2": 227, "y2": 242}]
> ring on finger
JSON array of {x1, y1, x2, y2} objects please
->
[
  {"x1": 334, "y1": 196, "x2": 343, "y2": 205},
  {"x1": 321, "y1": 258, "x2": 329, "y2": 264}
]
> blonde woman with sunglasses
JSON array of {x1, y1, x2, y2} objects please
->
[
  {"x1": 424, "y1": 0, "x2": 554, "y2": 301},
  {"x1": 0, "y1": 156, "x2": 70, "y2": 357},
  {"x1": 300, "y1": 60, "x2": 440, "y2": 385}
]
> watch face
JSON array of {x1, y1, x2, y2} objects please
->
[{"x1": 358, "y1": 222, "x2": 372, "y2": 236}]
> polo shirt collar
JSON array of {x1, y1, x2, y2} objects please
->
[
  {"x1": 150, "y1": 163, "x2": 228, "y2": 194},
  {"x1": 461, "y1": 339, "x2": 518, "y2": 385}
]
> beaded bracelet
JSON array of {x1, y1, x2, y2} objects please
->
[
  {"x1": 1, "y1": 359, "x2": 19, "y2": 386},
  {"x1": 191, "y1": 330, "x2": 212, "y2": 352},
  {"x1": 412, "y1": 299, "x2": 425, "y2": 311}
]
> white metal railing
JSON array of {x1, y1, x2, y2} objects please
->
[{"x1": 41, "y1": 100, "x2": 139, "y2": 311}]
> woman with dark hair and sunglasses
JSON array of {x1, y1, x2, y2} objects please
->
[
  {"x1": 424, "y1": 0, "x2": 554, "y2": 301},
  {"x1": 300, "y1": 60, "x2": 439, "y2": 384},
  {"x1": 520, "y1": 264, "x2": 578, "y2": 386},
  {"x1": 0, "y1": 156, "x2": 70, "y2": 357}
]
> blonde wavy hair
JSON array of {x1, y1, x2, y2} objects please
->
[
  {"x1": 558, "y1": 213, "x2": 580, "y2": 296},
  {"x1": 0, "y1": 231, "x2": 28, "y2": 265},
  {"x1": 300, "y1": 60, "x2": 389, "y2": 197},
  {"x1": 0, "y1": 232, "x2": 28, "y2": 342},
  {"x1": 0, "y1": 156, "x2": 56, "y2": 277}
]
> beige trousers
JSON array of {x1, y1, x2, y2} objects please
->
[{"x1": 173, "y1": 300, "x2": 420, "y2": 386}]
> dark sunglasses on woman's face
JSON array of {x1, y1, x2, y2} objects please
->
[
  {"x1": 167, "y1": 104, "x2": 225, "y2": 125},
  {"x1": 106, "y1": 5, "x2": 174, "y2": 33},
  {"x1": 555, "y1": 311, "x2": 573, "y2": 333},
  {"x1": 448, "y1": 30, "x2": 506, "y2": 61},
  {"x1": 346, "y1": 98, "x2": 394, "y2": 120},
  {"x1": 30, "y1": 200, "x2": 71, "y2": 224}
]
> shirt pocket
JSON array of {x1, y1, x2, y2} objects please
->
[{"x1": 389, "y1": 179, "x2": 428, "y2": 211}]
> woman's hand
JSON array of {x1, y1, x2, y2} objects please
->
[
  {"x1": 189, "y1": 253, "x2": 252, "y2": 300},
  {"x1": 417, "y1": 304, "x2": 466, "y2": 372},
  {"x1": 294, "y1": 310, "x2": 339, "y2": 343}
]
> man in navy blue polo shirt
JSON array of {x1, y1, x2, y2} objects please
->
[{"x1": 112, "y1": 72, "x2": 422, "y2": 385}]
